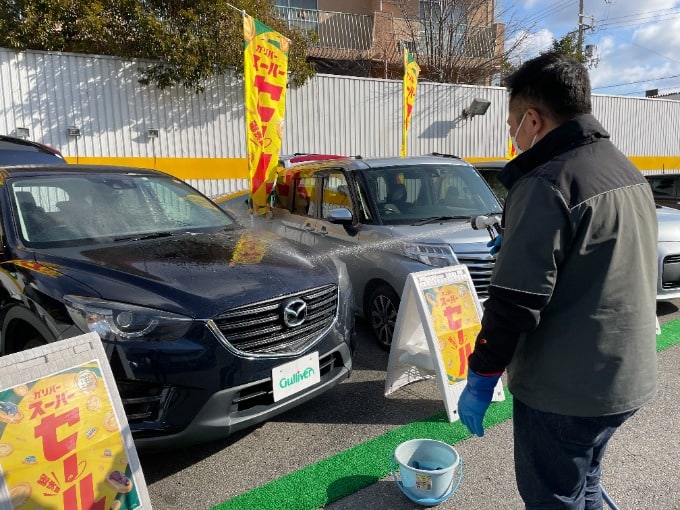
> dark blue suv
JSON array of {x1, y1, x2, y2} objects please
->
[{"x1": 0, "y1": 165, "x2": 354, "y2": 450}]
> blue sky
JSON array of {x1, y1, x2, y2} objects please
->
[{"x1": 501, "y1": 0, "x2": 680, "y2": 97}]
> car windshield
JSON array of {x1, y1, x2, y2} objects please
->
[
  {"x1": 10, "y1": 174, "x2": 235, "y2": 246},
  {"x1": 362, "y1": 164, "x2": 502, "y2": 225}
]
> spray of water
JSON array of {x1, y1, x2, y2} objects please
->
[{"x1": 300, "y1": 221, "x2": 479, "y2": 264}]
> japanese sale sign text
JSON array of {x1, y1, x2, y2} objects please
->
[
  {"x1": 243, "y1": 14, "x2": 289, "y2": 214},
  {"x1": 0, "y1": 362, "x2": 141, "y2": 509}
]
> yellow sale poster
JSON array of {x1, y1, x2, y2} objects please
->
[
  {"x1": 0, "y1": 361, "x2": 141, "y2": 509},
  {"x1": 423, "y1": 283, "x2": 481, "y2": 383}
]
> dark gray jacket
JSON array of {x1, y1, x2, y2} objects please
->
[{"x1": 469, "y1": 114, "x2": 658, "y2": 416}]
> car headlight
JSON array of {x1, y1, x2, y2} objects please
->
[
  {"x1": 64, "y1": 296, "x2": 193, "y2": 342},
  {"x1": 403, "y1": 242, "x2": 456, "y2": 267}
]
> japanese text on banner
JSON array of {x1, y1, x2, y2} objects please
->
[
  {"x1": 243, "y1": 14, "x2": 289, "y2": 214},
  {"x1": 401, "y1": 48, "x2": 420, "y2": 157},
  {"x1": 422, "y1": 282, "x2": 481, "y2": 383}
]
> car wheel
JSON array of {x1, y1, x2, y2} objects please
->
[
  {"x1": 2, "y1": 306, "x2": 54, "y2": 354},
  {"x1": 367, "y1": 285, "x2": 400, "y2": 350},
  {"x1": 5, "y1": 329, "x2": 47, "y2": 353}
]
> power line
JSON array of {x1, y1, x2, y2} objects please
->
[
  {"x1": 596, "y1": 7, "x2": 680, "y2": 25},
  {"x1": 593, "y1": 73, "x2": 680, "y2": 90},
  {"x1": 596, "y1": 10, "x2": 680, "y2": 30},
  {"x1": 521, "y1": 0, "x2": 573, "y2": 26},
  {"x1": 630, "y1": 42, "x2": 680, "y2": 66}
]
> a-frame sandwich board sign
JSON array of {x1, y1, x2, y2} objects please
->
[
  {"x1": 0, "y1": 333, "x2": 151, "y2": 510},
  {"x1": 385, "y1": 265, "x2": 504, "y2": 422}
]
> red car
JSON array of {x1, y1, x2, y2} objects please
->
[{"x1": 0, "y1": 135, "x2": 66, "y2": 165}]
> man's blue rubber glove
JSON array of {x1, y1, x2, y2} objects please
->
[
  {"x1": 486, "y1": 234, "x2": 502, "y2": 256},
  {"x1": 458, "y1": 370, "x2": 502, "y2": 437}
]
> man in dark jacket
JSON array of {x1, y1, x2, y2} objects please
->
[{"x1": 457, "y1": 52, "x2": 658, "y2": 509}]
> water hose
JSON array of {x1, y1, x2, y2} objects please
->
[{"x1": 601, "y1": 484, "x2": 619, "y2": 510}]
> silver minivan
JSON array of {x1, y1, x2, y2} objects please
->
[{"x1": 254, "y1": 155, "x2": 502, "y2": 348}]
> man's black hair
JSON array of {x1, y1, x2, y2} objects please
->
[{"x1": 505, "y1": 51, "x2": 592, "y2": 122}]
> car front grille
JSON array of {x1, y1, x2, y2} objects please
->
[
  {"x1": 662, "y1": 254, "x2": 680, "y2": 289},
  {"x1": 456, "y1": 251, "x2": 496, "y2": 298},
  {"x1": 212, "y1": 284, "x2": 338, "y2": 355}
]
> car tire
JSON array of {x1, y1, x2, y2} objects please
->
[
  {"x1": 2, "y1": 306, "x2": 53, "y2": 354},
  {"x1": 367, "y1": 285, "x2": 400, "y2": 350}
]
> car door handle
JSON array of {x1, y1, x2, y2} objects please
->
[
  {"x1": 318, "y1": 226, "x2": 328, "y2": 236},
  {"x1": 303, "y1": 222, "x2": 315, "y2": 231}
]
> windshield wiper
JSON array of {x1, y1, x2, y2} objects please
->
[
  {"x1": 113, "y1": 231, "x2": 177, "y2": 242},
  {"x1": 412, "y1": 216, "x2": 469, "y2": 226}
]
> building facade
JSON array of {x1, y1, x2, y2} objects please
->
[{"x1": 274, "y1": 0, "x2": 504, "y2": 84}]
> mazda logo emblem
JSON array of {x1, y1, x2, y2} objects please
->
[{"x1": 282, "y1": 298, "x2": 307, "y2": 328}]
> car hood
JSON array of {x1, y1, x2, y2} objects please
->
[
  {"x1": 388, "y1": 221, "x2": 493, "y2": 246},
  {"x1": 657, "y1": 206, "x2": 680, "y2": 242},
  {"x1": 31, "y1": 228, "x2": 338, "y2": 318}
]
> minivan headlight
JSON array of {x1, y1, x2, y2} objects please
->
[
  {"x1": 403, "y1": 242, "x2": 456, "y2": 267},
  {"x1": 64, "y1": 296, "x2": 192, "y2": 342}
]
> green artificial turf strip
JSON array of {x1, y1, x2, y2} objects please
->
[{"x1": 211, "y1": 319, "x2": 680, "y2": 510}]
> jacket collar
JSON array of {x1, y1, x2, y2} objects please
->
[{"x1": 499, "y1": 114, "x2": 610, "y2": 190}]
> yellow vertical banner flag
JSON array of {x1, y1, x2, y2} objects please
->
[
  {"x1": 243, "y1": 14, "x2": 289, "y2": 214},
  {"x1": 401, "y1": 48, "x2": 420, "y2": 157},
  {"x1": 507, "y1": 137, "x2": 518, "y2": 159}
]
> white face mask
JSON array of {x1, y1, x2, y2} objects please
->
[{"x1": 510, "y1": 112, "x2": 537, "y2": 155}]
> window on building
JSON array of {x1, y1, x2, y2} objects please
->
[
  {"x1": 419, "y1": 0, "x2": 467, "y2": 56},
  {"x1": 274, "y1": 0, "x2": 318, "y2": 33},
  {"x1": 419, "y1": 0, "x2": 465, "y2": 23},
  {"x1": 275, "y1": 0, "x2": 317, "y2": 9}
]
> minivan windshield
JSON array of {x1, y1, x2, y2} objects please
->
[
  {"x1": 362, "y1": 164, "x2": 502, "y2": 225},
  {"x1": 11, "y1": 174, "x2": 235, "y2": 246}
]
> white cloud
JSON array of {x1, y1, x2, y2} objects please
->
[
  {"x1": 634, "y1": 16, "x2": 680, "y2": 51},
  {"x1": 504, "y1": 0, "x2": 680, "y2": 94},
  {"x1": 590, "y1": 12, "x2": 680, "y2": 94},
  {"x1": 506, "y1": 28, "x2": 554, "y2": 64}
]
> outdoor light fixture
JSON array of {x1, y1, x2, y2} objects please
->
[
  {"x1": 147, "y1": 128, "x2": 159, "y2": 139},
  {"x1": 462, "y1": 98, "x2": 491, "y2": 119},
  {"x1": 15, "y1": 127, "x2": 29, "y2": 139},
  {"x1": 67, "y1": 126, "x2": 81, "y2": 137}
]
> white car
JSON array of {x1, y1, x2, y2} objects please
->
[{"x1": 474, "y1": 160, "x2": 680, "y2": 301}]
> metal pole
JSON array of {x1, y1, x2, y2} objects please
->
[{"x1": 577, "y1": 0, "x2": 584, "y2": 57}]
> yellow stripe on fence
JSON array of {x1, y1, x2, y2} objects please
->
[{"x1": 62, "y1": 157, "x2": 250, "y2": 180}]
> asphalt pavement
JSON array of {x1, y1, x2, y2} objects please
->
[{"x1": 140, "y1": 301, "x2": 680, "y2": 510}]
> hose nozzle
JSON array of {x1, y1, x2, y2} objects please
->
[{"x1": 471, "y1": 214, "x2": 503, "y2": 239}]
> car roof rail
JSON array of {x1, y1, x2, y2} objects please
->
[{"x1": 429, "y1": 152, "x2": 461, "y2": 159}]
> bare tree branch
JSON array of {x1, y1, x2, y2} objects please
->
[{"x1": 390, "y1": 0, "x2": 538, "y2": 85}]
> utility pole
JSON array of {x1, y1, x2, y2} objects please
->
[
  {"x1": 577, "y1": 0, "x2": 595, "y2": 60},
  {"x1": 577, "y1": 0, "x2": 585, "y2": 56}
]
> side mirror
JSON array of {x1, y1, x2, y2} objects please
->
[{"x1": 327, "y1": 207, "x2": 354, "y2": 226}]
